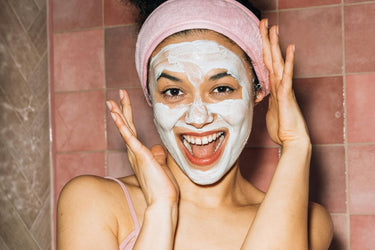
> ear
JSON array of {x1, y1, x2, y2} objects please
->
[{"x1": 254, "y1": 91, "x2": 265, "y2": 105}]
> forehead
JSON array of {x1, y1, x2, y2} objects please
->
[{"x1": 151, "y1": 30, "x2": 247, "y2": 62}]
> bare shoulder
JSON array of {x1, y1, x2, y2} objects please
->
[
  {"x1": 308, "y1": 202, "x2": 334, "y2": 250},
  {"x1": 57, "y1": 175, "x2": 140, "y2": 249}
]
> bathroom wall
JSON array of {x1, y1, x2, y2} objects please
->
[
  {"x1": 0, "y1": 0, "x2": 51, "y2": 249},
  {"x1": 50, "y1": 0, "x2": 375, "y2": 249}
]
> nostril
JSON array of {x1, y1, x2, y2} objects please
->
[{"x1": 185, "y1": 102, "x2": 213, "y2": 125}]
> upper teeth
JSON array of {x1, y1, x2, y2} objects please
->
[{"x1": 183, "y1": 132, "x2": 224, "y2": 146}]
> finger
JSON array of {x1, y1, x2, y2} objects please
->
[
  {"x1": 107, "y1": 100, "x2": 136, "y2": 136},
  {"x1": 151, "y1": 145, "x2": 167, "y2": 167},
  {"x1": 259, "y1": 19, "x2": 273, "y2": 73},
  {"x1": 120, "y1": 89, "x2": 135, "y2": 129},
  {"x1": 110, "y1": 111, "x2": 141, "y2": 151},
  {"x1": 269, "y1": 25, "x2": 285, "y2": 79},
  {"x1": 281, "y1": 44, "x2": 295, "y2": 91}
]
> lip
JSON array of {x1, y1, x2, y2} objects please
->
[{"x1": 177, "y1": 129, "x2": 227, "y2": 168}]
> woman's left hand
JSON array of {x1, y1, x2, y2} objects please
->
[{"x1": 259, "y1": 19, "x2": 310, "y2": 147}]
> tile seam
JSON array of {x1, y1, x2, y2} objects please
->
[{"x1": 340, "y1": 0, "x2": 351, "y2": 248}]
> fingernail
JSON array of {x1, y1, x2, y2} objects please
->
[
  {"x1": 110, "y1": 112, "x2": 117, "y2": 122},
  {"x1": 276, "y1": 26, "x2": 279, "y2": 35},
  {"x1": 106, "y1": 101, "x2": 112, "y2": 110},
  {"x1": 265, "y1": 19, "x2": 268, "y2": 28},
  {"x1": 292, "y1": 44, "x2": 295, "y2": 52},
  {"x1": 119, "y1": 89, "x2": 124, "y2": 100}
]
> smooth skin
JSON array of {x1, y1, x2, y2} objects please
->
[{"x1": 57, "y1": 19, "x2": 333, "y2": 249}]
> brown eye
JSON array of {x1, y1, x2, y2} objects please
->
[
  {"x1": 213, "y1": 86, "x2": 234, "y2": 94},
  {"x1": 162, "y1": 88, "x2": 184, "y2": 97}
]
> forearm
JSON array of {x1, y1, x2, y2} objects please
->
[
  {"x1": 133, "y1": 202, "x2": 178, "y2": 250},
  {"x1": 242, "y1": 140, "x2": 311, "y2": 250}
]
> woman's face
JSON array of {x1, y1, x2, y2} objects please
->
[{"x1": 149, "y1": 31, "x2": 256, "y2": 185}]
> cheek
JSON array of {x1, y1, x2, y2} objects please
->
[
  {"x1": 206, "y1": 99, "x2": 252, "y2": 127},
  {"x1": 153, "y1": 103, "x2": 187, "y2": 130}
]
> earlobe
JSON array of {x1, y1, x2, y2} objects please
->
[{"x1": 254, "y1": 91, "x2": 265, "y2": 105}]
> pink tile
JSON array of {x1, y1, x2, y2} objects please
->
[
  {"x1": 239, "y1": 147, "x2": 279, "y2": 192},
  {"x1": 279, "y1": 7, "x2": 342, "y2": 77},
  {"x1": 330, "y1": 215, "x2": 348, "y2": 250},
  {"x1": 350, "y1": 215, "x2": 375, "y2": 250},
  {"x1": 247, "y1": 97, "x2": 278, "y2": 147},
  {"x1": 279, "y1": 0, "x2": 340, "y2": 9},
  {"x1": 105, "y1": 25, "x2": 140, "y2": 89},
  {"x1": 345, "y1": 4, "x2": 375, "y2": 73},
  {"x1": 55, "y1": 91, "x2": 106, "y2": 152},
  {"x1": 347, "y1": 73, "x2": 375, "y2": 143},
  {"x1": 54, "y1": 29, "x2": 105, "y2": 92},
  {"x1": 262, "y1": 12, "x2": 277, "y2": 26},
  {"x1": 309, "y1": 146, "x2": 346, "y2": 213},
  {"x1": 55, "y1": 152, "x2": 105, "y2": 201},
  {"x1": 293, "y1": 77, "x2": 344, "y2": 144},
  {"x1": 104, "y1": 0, "x2": 138, "y2": 26},
  {"x1": 107, "y1": 151, "x2": 134, "y2": 178},
  {"x1": 253, "y1": 0, "x2": 276, "y2": 11},
  {"x1": 345, "y1": 0, "x2": 369, "y2": 3},
  {"x1": 106, "y1": 88, "x2": 161, "y2": 151},
  {"x1": 348, "y1": 145, "x2": 375, "y2": 214},
  {"x1": 52, "y1": 0, "x2": 102, "y2": 32}
]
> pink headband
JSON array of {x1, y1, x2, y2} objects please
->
[{"x1": 135, "y1": 0, "x2": 269, "y2": 105}]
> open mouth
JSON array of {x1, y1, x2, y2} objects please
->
[{"x1": 179, "y1": 131, "x2": 226, "y2": 166}]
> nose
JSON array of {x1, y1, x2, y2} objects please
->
[{"x1": 185, "y1": 101, "x2": 213, "y2": 128}]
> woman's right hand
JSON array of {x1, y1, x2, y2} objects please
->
[{"x1": 107, "y1": 89, "x2": 179, "y2": 207}]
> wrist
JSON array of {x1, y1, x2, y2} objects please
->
[{"x1": 146, "y1": 201, "x2": 178, "y2": 220}]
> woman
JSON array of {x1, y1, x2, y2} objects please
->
[{"x1": 57, "y1": 0, "x2": 333, "y2": 249}]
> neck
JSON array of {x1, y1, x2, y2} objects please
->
[{"x1": 167, "y1": 154, "x2": 262, "y2": 208}]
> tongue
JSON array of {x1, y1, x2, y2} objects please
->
[{"x1": 191, "y1": 140, "x2": 219, "y2": 159}]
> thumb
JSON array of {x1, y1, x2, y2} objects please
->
[{"x1": 151, "y1": 145, "x2": 167, "y2": 167}]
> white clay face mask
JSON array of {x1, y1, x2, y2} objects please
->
[{"x1": 150, "y1": 40, "x2": 254, "y2": 185}]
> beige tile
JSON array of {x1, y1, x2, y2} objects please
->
[
  {"x1": 8, "y1": 0, "x2": 39, "y2": 30},
  {"x1": 0, "y1": 189, "x2": 40, "y2": 250},
  {"x1": 30, "y1": 196, "x2": 51, "y2": 250},
  {"x1": 27, "y1": 5, "x2": 47, "y2": 56},
  {"x1": 0, "y1": 0, "x2": 40, "y2": 79}
]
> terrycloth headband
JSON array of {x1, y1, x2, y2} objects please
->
[{"x1": 135, "y1": 0, "x2": 269, "y2": 105}]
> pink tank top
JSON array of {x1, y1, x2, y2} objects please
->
[{"x1": 106, "y1": 177, "x2": 140, "y2": 250}]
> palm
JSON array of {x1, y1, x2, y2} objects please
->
[
  {"x1": 260, "y1": 20, "x2": 309, "y2": 146},
  {"x1": 107, "y1": 90, "x2": 179, "y2": 206}
]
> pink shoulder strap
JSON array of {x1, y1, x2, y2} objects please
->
[{"x1": 106, "y1": 177, "x2": 140, "y2": 249}]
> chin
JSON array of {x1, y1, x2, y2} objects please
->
[{"x1": 171, "y1": 129, "x2": 239, "y2": 185}]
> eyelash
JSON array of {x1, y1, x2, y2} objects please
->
[
  {"x1": 161, "y1": 88, "x2": 184, "y2": 98},
  {"x1": 212, "y1": 86, "x2": 234, "y2": 95}
]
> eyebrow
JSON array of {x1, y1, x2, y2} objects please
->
[
  {"x1": 157, "y1": 72, "x2": 182, "y2": 82},
  {"x1": 209, "y1": 71, "x2": 232, "y2": 81}
]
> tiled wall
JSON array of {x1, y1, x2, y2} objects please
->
[
  {"x1": 50, "y1": 0, "x2": 375, "y2": 249},
  {"x1": 0, "y1": 0, "x2": 51, "y2": 249}
]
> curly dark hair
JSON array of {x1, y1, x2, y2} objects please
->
[{"x1": 125, "y1": 0, "x2": 261, "y2": 28}]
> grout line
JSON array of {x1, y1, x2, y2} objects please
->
[
  {"x1": 277, "y1": 3, "x2": 342, "y2": 13},
  {"x1": 54, "y1": 88, "x2": 107, "y2": 94},
  {"x1": 345, "y1": 71, "x2": 375, "y2": 76},
  {"x1": 276, "y1": 1, "x2": 375, "y2": 13},
  {"x1": 54, "y1": 87, "x2": 143, "y2": 95},
  {"x1": 56, "y1": 150, "x2": 107, "y2": 155},
  {"x1": 47, "y1": 0, "x2": 56, "y2": 247},
  {"x1": 54, "y1": 22, "x2": 136, "y2": 35},
  {"x1": 103, "y1": 0, "x2": 109, "y2": 176},
  {"x1": 341, "y1": 0, "x2": 352, "y2": 247},
  {"x1": 344, "y1": 0, "x2": 375, "y2": 6}
]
